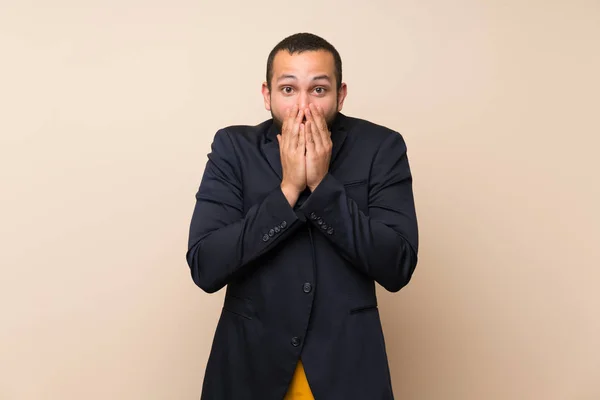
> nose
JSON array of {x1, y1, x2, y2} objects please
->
[{"x1": 298, "y1": 92, "x2": 309, "y2": 110}]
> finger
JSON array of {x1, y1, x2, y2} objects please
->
[
  {"x1": 304, "y1": 104, "x2": 316, "y2": 149},
  {"x1": 298, "y1": 122, "x2": 306, "y2": 150},
  {"x1": 316, "y1": 105, "x2": 332, "y2": 149},
  {"x1": 306, "y1": 106, "x2": 323, "y2": 148},
  {"x1": 285, "y1": 105, "x2": 298, "y2": 135},
  {"x1": 292, "y1": 112, "x2": 304, "y2": 150},
  {"x1": 306, "y1": 106, "x2": 324, "y2": 139},
  {"x1": 309, "y1": 104, "x2": 327, "y2": 142},
  {"x1": 312, "y1": 118, "x2": 325, "y2": 151},
  {"x1": 294, "y1": 107, "x2": 304, "y2": 127},
  {"x1": 281, "y1": 107, "x2": 291, "y2": 133},
  {"x1": 283, "y1": 105, "x2": 296, "y2": 136},
  {"x1": 305, "y1": 120, "x2": 315, "y2": 151},
  {"x1": 291, "y1": 109, "x2": 304, "y2": 142},
  {"x1": 305, "y1": 105, "x2": 315, "y2": 126},
  {"x1": 277, "y1": 134, "x2": 284, "y2": 152},
  {"x1": 305, "y1": 106, "x2": 319, "y2": 145}
]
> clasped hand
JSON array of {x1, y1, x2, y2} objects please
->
[{"x1": 277, "y1": 104, "x2": 332, "y2": 196}]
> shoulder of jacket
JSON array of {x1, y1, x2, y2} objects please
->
[
  {"x1": 344, "y1": 115, "x2": 403, "y2": 143},
  {"x1": 219, "y1": 119, "x2": 271, "y2": 139}
]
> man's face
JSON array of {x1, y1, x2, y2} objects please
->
[{"x1": 262, "y1": 50, "x2": 347, "y2": 131}]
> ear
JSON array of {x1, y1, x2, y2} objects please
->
[
  {"x1": 337, "y1": 83, "x2": 348, "y2": 111},
  {"x1": 261, "y1": 82, "x2": 272, "y2": 111}
]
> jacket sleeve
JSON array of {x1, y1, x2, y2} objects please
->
[
  {"x1": 186, "y1": 129, "x2": 304, "y2": 293},
  {"x1": 298, "y1": 132, "x2": 419, "y2": 292}
]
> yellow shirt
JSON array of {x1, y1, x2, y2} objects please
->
[{"x1": 283, "y1": 359, "x2": 314, "y2": 399}]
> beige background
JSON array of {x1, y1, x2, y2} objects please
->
[{"x1": 1, "y1": 0, "x2": 599, "y2": 399}]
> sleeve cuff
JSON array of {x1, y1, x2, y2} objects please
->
[{"x1": 298, "y1": 174, "x2": 345, "y2": 234}]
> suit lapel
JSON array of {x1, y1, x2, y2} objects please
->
[
  {"x1": 261, "y1": 122, "x2": 283, "y2": 180},
  {"x1": 260, "y1": 112, "x2": 348, "y2": 181},
  {"x1": 329, "y1": 113, "x2": 348, "y2": 166}
]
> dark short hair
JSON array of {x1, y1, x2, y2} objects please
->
[{"x1": 266, "y1": 32, "x2": 343, "y2": 91}]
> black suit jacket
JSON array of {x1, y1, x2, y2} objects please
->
[{"x1": 186, "y1": 112, "x2": 419, "y2": 399}]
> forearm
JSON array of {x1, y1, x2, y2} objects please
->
[
  {"x1": 299, "y1": 173, "x2": 418, "y2": 292},
  {"x1": 187, "y1": 185, "x2": 303, "y2": 293}
]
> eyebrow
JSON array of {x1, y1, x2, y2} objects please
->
[
  {"x1": 276, "y1": 74, "x2": 332, "y2": 83},
  {"x1": 311, "y1": 75, "x2": 331, "y2": 82}
]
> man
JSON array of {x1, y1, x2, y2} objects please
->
[{"x1": 186, "y1": 32, "x2": 419, "y2": 399}]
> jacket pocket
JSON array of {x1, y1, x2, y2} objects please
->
[
  {"x1": 349, "y1": 304, "x2": 378, "y2": 315},
  {"x1": 223, "y1": 294, "x2": 254, "y2": 320}
]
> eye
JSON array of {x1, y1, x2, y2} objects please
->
[
  {"x1": 282, "y1": 86, "x2": 294, "y2": 94},
  {"x1": 314, "y1": 87, "x2": 327, "y2": 95}
]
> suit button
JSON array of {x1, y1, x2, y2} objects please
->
[
  {"x1": 291, "y1": 337, "x2": 301, "y2": 347},
  {"x1": 268, "y1": 229, "x2": 275, "y2": 237},
  {"x1": 303, "y1": 282, "x2": 312, "y2": 293},
  {"x1": 262, "y1": 234, "x2": 269, "y2": 242},
  {"x1": 281, "y1": 221, "x2": 287, "y2": 229},
  {"x1": 310, "y1": 212, "x2": 318, "y2": 220},
  {"x1": 274, "y1": 226, "x2": 280, "y2": 233},
  {"x1": 321, "y1": 224, "x2": 328, "y2": 230},
  {"x1": 317, "y1": 218, "x2": 324, "y2": 225},
  {"x1": 327, "y1": 227, "x2": 334, "y2": 235}
]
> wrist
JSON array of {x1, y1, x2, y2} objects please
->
[
  {"x1": 308, "y1": 177, "x2": 324, "y2": 192},
  {"x1": 280, "y1": 183, "x2": 301, "y2": 207}
]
